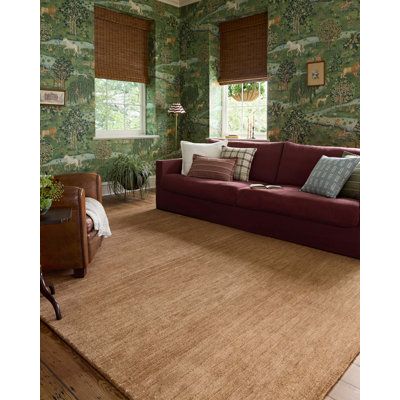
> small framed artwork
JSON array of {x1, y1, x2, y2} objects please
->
[
  {"x1": 307, "y1": 61, "x2": 325, "y2": 87},
  {"x1": 40, "y1": 89, "x2": 66, "y2": 106}
]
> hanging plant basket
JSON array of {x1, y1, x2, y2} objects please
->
[
  {"x1": 228, "y1": 83, "x2": 265, "y2": 102},
  {"x1": 232, "y1": 89, "x2": 260, "y2": 102}
]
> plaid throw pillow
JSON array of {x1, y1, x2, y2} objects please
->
[{"x1": 220, "y1": 146, "x2": 257, "y2": 181}]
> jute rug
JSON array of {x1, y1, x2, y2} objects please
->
[{"x1": 41, "y1": 195, "x2": 360, "y2": 400}]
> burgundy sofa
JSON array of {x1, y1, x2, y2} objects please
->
[{"x1": 156, "y1": 141, "x2": 360, "y2": 258}]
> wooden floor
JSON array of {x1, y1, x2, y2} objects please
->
[
  {"x1": 40, "y1": 320, "x2": 359, "y2": 400},
  {"x1": 40, "y1": 322, "x2": 128, "y2": 400}
]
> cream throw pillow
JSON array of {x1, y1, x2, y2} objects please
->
[{"x1": 180, "y1": 140, "x2": 228, "y2": 175}]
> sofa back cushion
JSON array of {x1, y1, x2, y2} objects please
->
[
  {"x1": 276, "y1": 142, "x2": 360, "y2": 186},
  {"x1": 209, "y1": 139, "x2": 284, "y2": 183}
]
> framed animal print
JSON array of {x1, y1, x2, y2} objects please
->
[
  {"x1": 40, "y1": 89, "x2": 66, "y2": 106},
  {"x1": 307, "y1": 61, "x2": 325, "y2": 87}
]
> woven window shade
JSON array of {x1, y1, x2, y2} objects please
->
[
  {"x1": 95, "y1": 7, "x2": 152, "y2": 84},
  {"x1": 219, "y1": 13, "x2": 268, "y2": 85}
]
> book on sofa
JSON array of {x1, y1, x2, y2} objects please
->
[{"x1": 250, "y1": 184, "x2": 283, "y2": 190}]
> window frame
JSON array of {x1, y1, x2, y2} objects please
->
[
  {"x1": 95, "y1": 79, "x2": 146, "y2": 140},
  {"x1": 221, "y1": 81, "x2": 268, "y2": 140}
]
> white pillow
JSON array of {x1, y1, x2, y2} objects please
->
[{"x1": 180, "y1": 140, "x2": 228, "y2": 175}]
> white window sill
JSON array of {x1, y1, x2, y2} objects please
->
[
  {"x1": 212, "y1": 136, "x2": 270, "y2": 141},
  {"x1": 94, "y1": 133, "x2": 159, "y2": 140}
]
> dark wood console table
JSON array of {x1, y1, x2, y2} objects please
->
[{"x1": 40, "y1": 208, "x2": 72, "y2": 320}]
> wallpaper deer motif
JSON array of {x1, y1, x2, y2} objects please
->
[
  {"x1": 40, "y1": 0, "x2": 360, "y2": 176},
  {"x1": 40, "y1": 0, "x2": 181, "y2": 176}
]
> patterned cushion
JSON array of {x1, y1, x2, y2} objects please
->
[
  {"x1": 220, "y1": 146, "x2": 257, "y2": 181},
  {"x1": 188, "y1": 155, "x2": 237, "y2": 181},
  {"x1": 339, "y1": 151, "x2": 360, "y2": 200},
  {"x1": 301, "y1": 156, "x2": 360, "y2": 198}
]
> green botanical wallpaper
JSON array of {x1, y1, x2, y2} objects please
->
[
  {"x1": 40, "y1": 0, "x2": 181, "y2": 176},
  {"x1": 180, "y1": 0, "x2": 360, "y2": 147},
  {"x1": 41, "y1": 0, "x2": 360, "y2": 176}
]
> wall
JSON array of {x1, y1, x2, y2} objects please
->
[
  {"x1": 179, "y1": 0, "x2": 360, "y2": 147},
  {"x1": 41, "y1": 0, "x2": 360, "y2": 175},
  {"x1": 40, "y1": 0, "x2": 181, "y2": 175}
]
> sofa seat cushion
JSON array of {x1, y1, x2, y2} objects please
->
[
  {"x1": 161, "y1": 174, "x2": 251, "y2": 205},
  {"x1": 237, "y1": 186, "x2": 359, "y2": 227}
]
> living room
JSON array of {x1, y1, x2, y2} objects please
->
[{"x1": 3, "y1": 1, "x2": 399, "y2": 400}]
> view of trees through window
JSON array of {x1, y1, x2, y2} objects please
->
[
  {"x1": 223, "y1": 81, "x2": 268, "y2": 139},
  {"x1": 95, "y1": 79, "x2": 144, "y2": 135}
]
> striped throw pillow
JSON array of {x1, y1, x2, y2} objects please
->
[
  {"x1": 187, "y1": 155, "x2": 237, "y2": 181},
  {"x1": 220, "y1": 146, "x2": 257, "y2": 181},
  {"x1": 339, "y1": 151, "x2": 360, "y2": 200}
]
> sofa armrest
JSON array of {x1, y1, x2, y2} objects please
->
[
  {"x1": 156, "y1": 159, "x2": 182, "y2": 184},
  {"x1": 55, "y1": 173, "x2": 102, "y2": 203},
  {"x1": 40, "y1": 186, "x2": 89, "y2": 271}
]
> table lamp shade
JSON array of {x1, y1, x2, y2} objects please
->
[{"x1": 168, "y1": 103, "x2": 186, "y2": 114}]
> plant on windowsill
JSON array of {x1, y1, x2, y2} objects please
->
[
  {"x1": 228, "y1": 82, "x2": 265, "y2": 102},
  {"x1": 108, "y1": 154, "x2": 152, "y2": 200},
  {"x1": 40, "y1": 175, "x2": 64, "y2": 215}
]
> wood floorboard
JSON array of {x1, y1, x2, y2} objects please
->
[
  {"x1": 354, "y1": 355, "x2": 360, "y2": 366},
  {"x1": 328, "y1": 380, "x2": 360, "y2": 400},
  {"x1": 40, "y1": 361, "x2": 77, "y2": 400},
  {"x1": 41, "y1": 322, "x2": 129, "y2": 400},
  {"x1": 340, "y1": 364, "x2": 360, "y2": 388}
]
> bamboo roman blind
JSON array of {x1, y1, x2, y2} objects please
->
[
  {"x1": 95, "y1": 7, "x2": 152, "y2": 84},
  {"x1": 219, "y1": 13, "x2": 268, "y2": 85}
]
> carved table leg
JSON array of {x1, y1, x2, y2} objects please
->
[
  {"x1": 40, "y1": 271, "x2": 62, "y2": 320},
  {"x1": 48, "y1": 284, "x2": 55, "y2": 295}
]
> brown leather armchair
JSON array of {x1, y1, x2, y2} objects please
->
[{"x1": 40, "y1": 173, "x2": 103, "y2": 278}]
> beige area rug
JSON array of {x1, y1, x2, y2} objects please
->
[{"x1": 41, "y1": 196, "x2": 360, "y2": 400}]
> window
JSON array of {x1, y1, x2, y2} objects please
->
[
  {"x1": 222, "y1": 81, "x2": 268, "y2": 139},
  {"x1": 95, "y1": 79, "x2": 146, "y2": 139}
]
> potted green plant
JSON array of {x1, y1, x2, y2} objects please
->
[
  {"x1": 40, "y1": 175, "x2": 64, "y2": 215},
  {"x1": 108, "y1": 154, "x2": 152, "y2": 199},
  {"x1": 228, "y1": 82, "x2": 265, "y2": 102}
]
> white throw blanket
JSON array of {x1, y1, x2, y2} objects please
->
[{"x1": 85, "y1": 197, "x2": 112, "y2": 238}]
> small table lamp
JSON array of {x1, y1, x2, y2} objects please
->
[{"x1": 168, "y1": 103, "x2": 186, "y2": 148}]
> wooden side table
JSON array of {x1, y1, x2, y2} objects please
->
[{"x1": 40, "y1": 208, "x2": 72, "y2": 320}]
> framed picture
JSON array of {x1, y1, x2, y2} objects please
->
[
  {"x1": 40, "y1": 89, "x2": 66, "y2": 106},
  {"x1": 307, "y1": 61, "x2": 325, "y2": 87}
]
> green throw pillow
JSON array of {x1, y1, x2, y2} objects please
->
[{"x1": 339, "y1": 151, "x2": 360, "y2": 200}]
